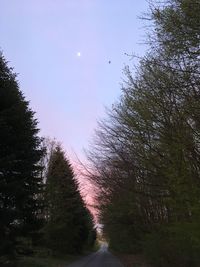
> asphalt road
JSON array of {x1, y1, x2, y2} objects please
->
[{"x1": 66, "y1": 244, "x2": 124, "y2": 267}]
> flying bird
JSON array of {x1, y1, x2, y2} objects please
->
[{"x1": 108, "y1": 60, "x2": 111, "y2": 64}]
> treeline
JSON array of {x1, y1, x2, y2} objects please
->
[
  {"x1": 87, "y1": 0, "x2": 200, "y2": 266},
  {"x1": 0, "y1": 53, "x2": 96, "y2": 266}
]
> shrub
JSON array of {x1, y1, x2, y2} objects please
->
[{"x1": 143, "y1": 223, "x2": 200, "y2": 267}]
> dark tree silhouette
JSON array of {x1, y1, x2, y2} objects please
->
[
  {"x1": 44, "y1": 145, "x2": 95, "y2": 254},
  {"x1": 0, "y1": 52, "x2": 43, "y2": 262}
]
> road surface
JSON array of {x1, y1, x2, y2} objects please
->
[{"x1": 66, "y1": 243, "x2": 124, "y2": 267}]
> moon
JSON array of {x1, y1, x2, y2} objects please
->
[{"x1": 77, "y1": 52, "x2": 81, "y2": 57}]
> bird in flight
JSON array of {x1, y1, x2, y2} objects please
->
[{"x1": 108, "y1": 60, "x2": 111, "y2": 64}]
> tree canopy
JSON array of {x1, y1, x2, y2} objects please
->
[
  {"x1": 87, "y1": 0, "x2": 200, "y2": 266},
  {"x1": 44, "y1": 144, "x2": 95, "y2": 254},
  {"x1": 0, "y1": 53, "x2": 44, "y2": 262}
]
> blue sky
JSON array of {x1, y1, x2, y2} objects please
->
[{"x1": 0, "y1": 0, "x2": 149, "y2": 162}]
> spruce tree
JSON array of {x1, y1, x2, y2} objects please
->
[
  {"x1": 44, "y1": 145, "x2": 93, "y2": 254},
  {"x1": 0, "y1": 53, "x2": 43, "y2": 261}
]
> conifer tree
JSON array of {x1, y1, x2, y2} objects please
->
[
  {"x1": 44, "y1": 145, "x2": 94, "y2": 254},
  {"x1": 0, "y1": 53, "x2": 43, "y2": 261}
]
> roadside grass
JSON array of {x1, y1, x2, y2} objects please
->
[
  {"x1": 18, "y1": 254, "x2": 79, "y2": 267},
  {"x1": 92, "y1": 240, "x2": 101, "y2": 252},
  {"x1": 17, "y1": 245, "x2": 97, "y2": 267},
  {"x1": 115, "y1": 253, "x2": 152, "y2": 267}
]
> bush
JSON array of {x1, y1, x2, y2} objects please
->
[
  {"x1": 107, "y1": 224, "x2": 142, "y2": 253},
  {"x1": 143, "y1": 223, "x2": 200, "y2": 267}
]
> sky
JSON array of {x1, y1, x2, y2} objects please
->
[{"x1": 0, "y1": 0, "x2": 149, "y2": 163}]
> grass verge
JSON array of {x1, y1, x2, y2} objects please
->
[
  {"x1": 18, "y1": 254, "x2": 80, "y2": 267},
  {"x1": 116, "y1": 253, "x2": 152, "y2": 267}
]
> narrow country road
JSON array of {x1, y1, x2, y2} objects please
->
[{"x1": 66, "y1": 244, "x2": 124, "y2": 267}]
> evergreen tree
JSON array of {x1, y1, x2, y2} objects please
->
[
  {"x1": 0, "y1": 53, "x2": 43, "y2": 262},
  {"x1": 44, "y1": 145, "x2": 94, "y2": 254}
]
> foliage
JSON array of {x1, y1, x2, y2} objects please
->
[
  {"x1": 87, "y1": 0, "x2": 200, "y2": 266},
  {"x1": 143, "y1": 223, "x2": 200, "y2": 267},
  {"x1": 0, "y1": 52, "x2": 44, "y2": 262},
  {"x1": 43, "y1": 145, "x2": 95, "y2": 254}
]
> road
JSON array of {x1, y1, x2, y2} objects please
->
[{"x1": 66, "y1": 244, "x2": 124, "y2": 267}]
